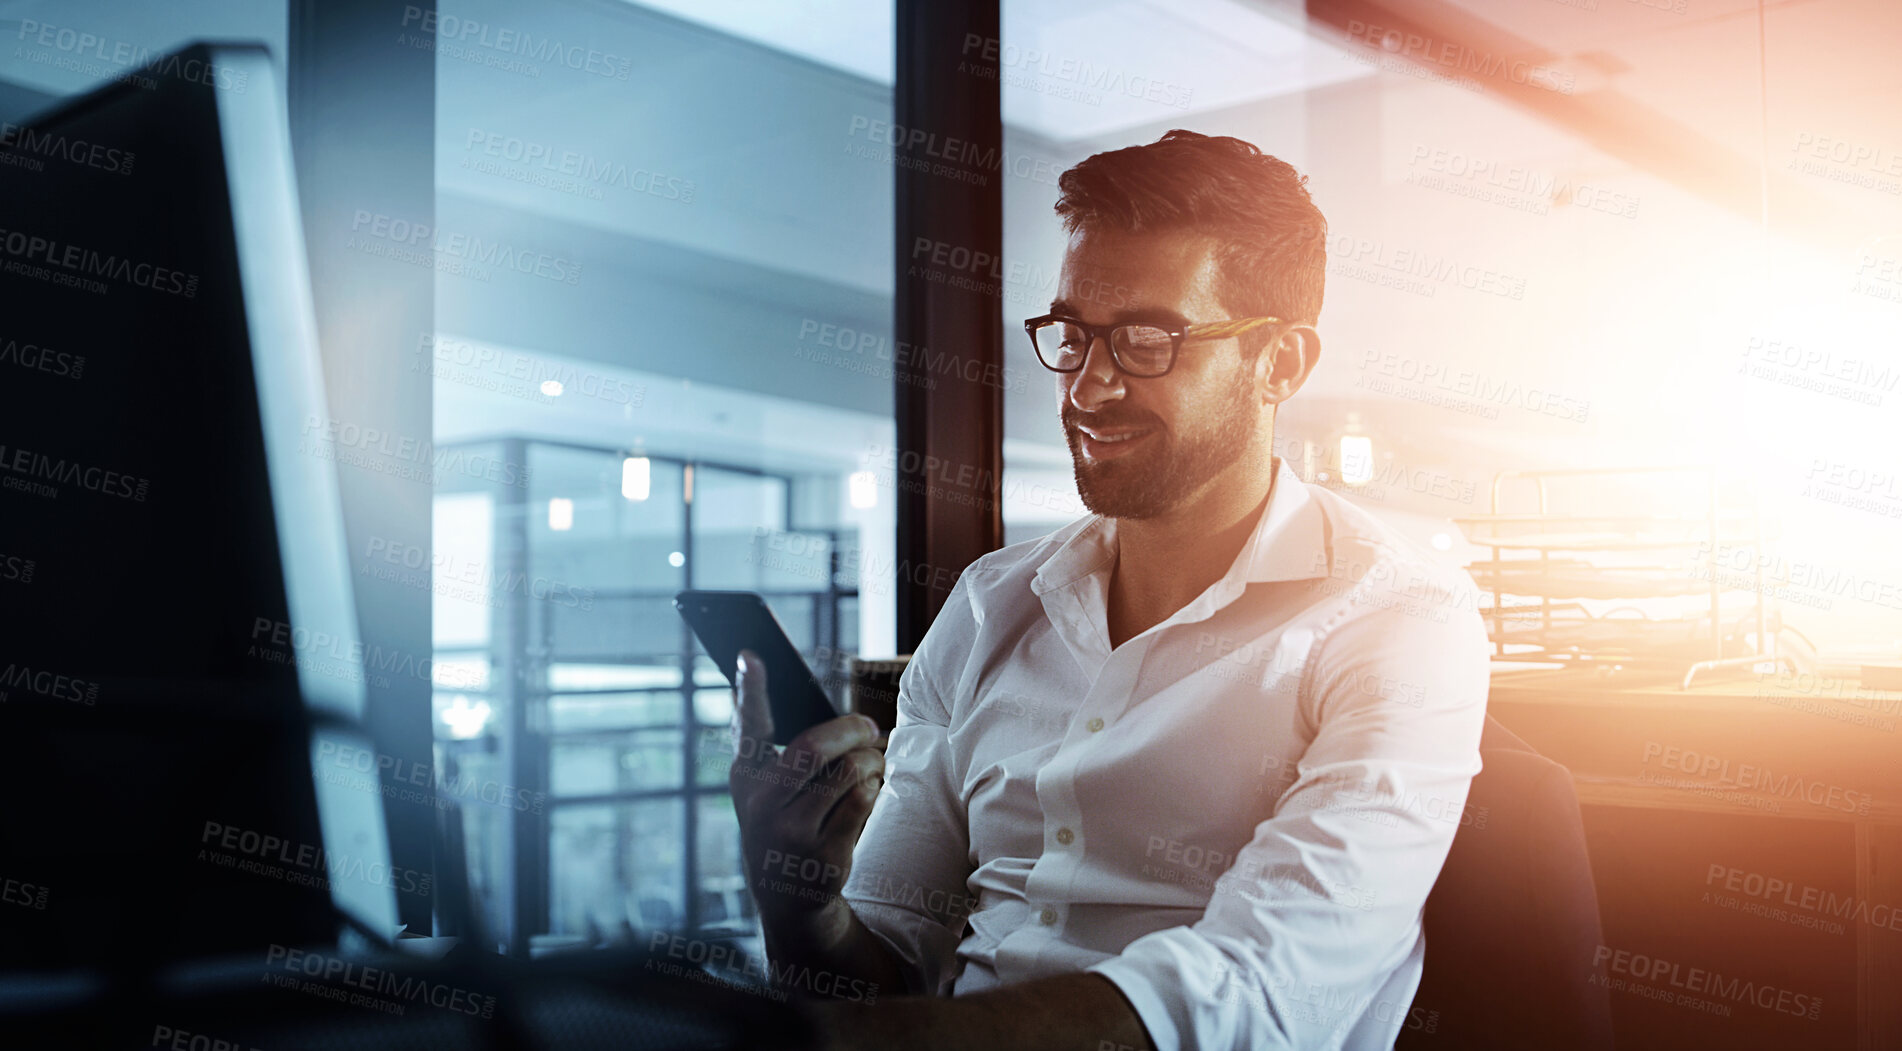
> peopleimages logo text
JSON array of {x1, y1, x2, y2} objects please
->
[
  {"x1": 0, "y1": 334, "x2": 85, "y2": 379},
  {"x1": 0, "y1": 662, "x2": 100, "y2": 705},
  {"x1": 399, "y1": 7, "x2": 632, "y2": 80},
  {"x1": 14, "y1": 19, "x2": 251, "y2": 91},
  {"x1": 0, "y1": 121, "x2": 135, "y2": 175},
  {"x1": 0, "y1": 227, "x2": 197, "y2": 297},
  {"x1": 0, "y1": 443, "x2": 151, "y2": 501},
  {"x1": 264, "y1": 944, "x2": 497, "y2": 1018},
  {"x1": 348, "y1": 212, "x2": 582, "y2": 285}
]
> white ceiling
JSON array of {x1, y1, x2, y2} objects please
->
[
  {"x1": 625, "y1": 0, "x2": 894, "y2": 83},
  {"x1": 626, "y1": 0, "x2": 1372, "y2": 143}
]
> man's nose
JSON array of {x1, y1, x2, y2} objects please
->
[{"x1": 1065, "y1": 334, "x2": 1123, "y2": 412}]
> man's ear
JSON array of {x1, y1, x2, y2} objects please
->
[{"x1": 1257, "y1": 325, "x2": 1321, "y2": 406}]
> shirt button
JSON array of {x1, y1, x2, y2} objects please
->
[
  {"x1": 1086, "y1": 717, "x2": 1104, "y2": 733},
  {"x1": 1056, "y1": 827, "x2": 1075, "y2": 846},
  {"x1": 1039, "y1": 907, "x2": 1059, "y2": 926}
]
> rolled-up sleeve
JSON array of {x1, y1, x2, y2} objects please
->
[
  {"x1": 1089, "y1": 589, "x2": 1490, "y2": 1051},
  {"x1": 839, "y1": 579, "x2": 977, "y2": 997}
]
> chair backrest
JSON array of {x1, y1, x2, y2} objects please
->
[{"x1": 1397, "y1": 715, "x2": 1615, "y2": 1050}]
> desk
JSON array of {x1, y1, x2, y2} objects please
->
[{"x1": 1488, "y1": 668, "x2": 1902, "y2": 1051}]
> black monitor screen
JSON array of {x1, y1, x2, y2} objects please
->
[{"x1": 0, "y1": 43, "x2": 394, "y2": 969}]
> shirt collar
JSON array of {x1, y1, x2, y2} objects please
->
[{"x1": 1030, "y1": 457, "x2": 1329, "y2": 602}]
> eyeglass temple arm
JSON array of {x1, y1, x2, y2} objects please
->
[{"x1": 1183, "y1": 316, "x2": 1284, "y2": 340}]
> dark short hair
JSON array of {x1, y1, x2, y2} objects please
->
[{"x1": 1053, "y1": 130, "x2": 1328, "y2": 350}]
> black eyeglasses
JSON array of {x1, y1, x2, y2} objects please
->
[{"x1": 1023, "y1": 313, "x2": 1287, "y2": 378}]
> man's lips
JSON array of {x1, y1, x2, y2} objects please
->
[{"x1": 1074, "y1": 425, "x2": 1156, "y2": 460}]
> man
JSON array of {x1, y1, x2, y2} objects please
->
[{"x1": 728, "y1": 130, "x2": 1489, "y2": 1051}]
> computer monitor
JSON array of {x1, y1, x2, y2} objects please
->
[{"x1": 0, "y1": 42, "x2": 398, "y2": 968}]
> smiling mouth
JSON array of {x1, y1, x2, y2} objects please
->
[{"x1": 1076, "y1": 426, "x2": 1156, "y2": 459}]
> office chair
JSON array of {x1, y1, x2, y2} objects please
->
[{"x1": 1398, "y1": 716, "x2": 1616, "y2": 1050}]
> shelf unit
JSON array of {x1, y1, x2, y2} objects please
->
[{"x1": 1455, "y1": 466, "x2": 1796, "y2": 689}]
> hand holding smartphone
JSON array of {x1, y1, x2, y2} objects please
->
[
  {"x1": 685, "y1": 591, "x2": 885, "y2": 942},
  {"x1": 673, "y1": 590, "x2": 841, "y2": 747}
]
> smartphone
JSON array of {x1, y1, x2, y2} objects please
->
[{"x1": 674, "y1": 590, "x2": 841, "y2": 746}]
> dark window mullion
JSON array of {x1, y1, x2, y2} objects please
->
[{"x1": 680, "y1": 461, "x2": 699, "y2": 932}]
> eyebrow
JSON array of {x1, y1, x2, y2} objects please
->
[{"x1": 1047, "y1": 299, "x2": 1193, "y2": 328}]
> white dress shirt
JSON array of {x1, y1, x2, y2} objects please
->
[{"x1": 840, "y1": 457, "x2": 1491, "y2": 1051}]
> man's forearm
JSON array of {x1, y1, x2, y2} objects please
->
[
  {"x1": 762, "y1": 897, "x2": 912, "y2": 999},
  {"x1": 804, "y1": 972, "x2": 1152, "y2": 1051}
]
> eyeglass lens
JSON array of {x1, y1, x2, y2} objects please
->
[{"x1": 1032, "y1": 320, "x2": 1174, "y2": 375}]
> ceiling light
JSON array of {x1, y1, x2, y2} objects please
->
[{"x1": 623, "y1": 456, "x2": 651, "y2": 501}]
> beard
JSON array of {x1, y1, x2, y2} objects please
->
[{"x1": 1064, "y1": 376, "x2": 1258, "y2": 519}]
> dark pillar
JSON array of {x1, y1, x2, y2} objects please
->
[{"x1": 893, "y1": 0, "x2": 1006, "y2": 652}]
